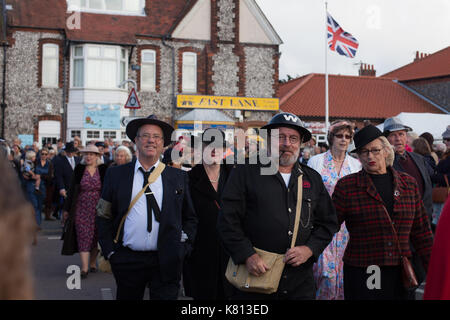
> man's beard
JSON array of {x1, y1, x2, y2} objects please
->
[{"x1": 279, "y1": 149, "x2": 300, "y2": 167}]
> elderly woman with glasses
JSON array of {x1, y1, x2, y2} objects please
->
[
  {"x1": 332, "y1": 125, "x2": 433, "y2": 300},
  {"x1": 308, "y1": 120, "x2": 361, "y2": 300}
]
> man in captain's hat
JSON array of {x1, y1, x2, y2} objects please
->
[
  {"x1": 383, "y1": 117, "x2": 433, "y2": 224},
  {"x1": 96, "y1": 115, "x2": 197, "y2": 300}
]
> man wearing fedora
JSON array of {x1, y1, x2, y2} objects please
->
[
  {"x1": 96, "y1": 115, "x2": 197, "y2": 300},
  {"x1": 217, "y1": 112, "x2": 338, "y2": 300},
  {"x1": 52, "y1": 142, "x2": 80, "y2": 219},
  {"x1": 383, "y1": 117, "x2": 434, "y2": 223}
]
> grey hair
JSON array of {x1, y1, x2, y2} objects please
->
[
  {"x1": 25, "y1": 151, "x2": 36, "y2": 161},
  {"x1": 115, "y1": 145, "x2": 132, "y2": 163},
  {"x1": 378, "y1": 136, "x2": 395, "y2": 167}
]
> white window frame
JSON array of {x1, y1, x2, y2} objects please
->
[
  {"x1": 87, "y1": 130, "x2": 100, "y2": 139},
  {"x1": 140, "y1": 49, "x2": 156, "y2": 92},
  {"x1": 70, "y1": 44, "x2": 128, "y2": 90},
  {"x1": 182, "y1": 52, "x2": 197, "y2": 93},
  {"x1": 103, "y1": 131, "x2": 117, "y2": 139},
  {"x1": 66, "y1": 0, "x2": 145, "y2": 16},
  {"x1": 42, "y1": 43, "x2": 59, "y2": 88},
  {"x1": 71, "y1": 130, "x2": 81, "y2": 138}
]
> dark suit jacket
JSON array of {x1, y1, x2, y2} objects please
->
[
  {"x1": 393, "y1": 151, "x2": 433, "y2": 221},
  {"x1": 96, "y1": 159, "x2": 198, "y2": 282},
  {"x1": 53, "y1": 154, "x2": 81, "y2": 192}
]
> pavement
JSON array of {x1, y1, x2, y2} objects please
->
[{"x1": 30, "y1": 218, "x2": 425, "y2": 300}]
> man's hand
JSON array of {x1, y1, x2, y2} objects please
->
[
  {"x1": 245, "y1": 253, "x2": 270, "y2": 277},
  {"x1": 62, "y1": 211, "x2": 69, "y2": 223},
  {"x1": 59, "y1": 189, "x2": 67, "y2": 198},
  {"x1": 284, "y1": 246, "x2": 313, "y2": 267}
]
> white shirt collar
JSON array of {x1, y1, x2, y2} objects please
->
[{"x1": 135, "y1": 158, "x2": 160, "y2": 174}]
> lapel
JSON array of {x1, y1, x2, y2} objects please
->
[
  {"x1": 407, "y1": 151, "x2": 427, "y2": 181},
  {"x1": 191, "y1": 164, "x2": 219, "y2": 201},
  {"x1": 123, "y1": 159, "x2": 136, "y2": 212},
  {"x1": 357, "y1": 169, "x2": 383, "y2": 203},
  {"x1": 160, "y1": 166, "x2": 174, "y2": 214}
]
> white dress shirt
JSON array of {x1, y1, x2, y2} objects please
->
[
  {"x1": 122, "y1": 159, "x2": 163, "y2": 251},
  {"x1": 66, "y1": 156, "x2": 75, "y2": 170}
]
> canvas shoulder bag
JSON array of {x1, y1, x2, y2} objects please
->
[{"x1": 225, "y1": 174, "x2": 303, "y2": 294}]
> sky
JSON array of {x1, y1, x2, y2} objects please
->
[{"x1": 256, "y1": 0, "x2": 450, "y2": 80}]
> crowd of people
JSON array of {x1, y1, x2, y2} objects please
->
[{"x1": 0, "y1": 114, "x2": 449, "y2": 300}]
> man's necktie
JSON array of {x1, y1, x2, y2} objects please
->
[
  {"x1": 139, "y1": 167, "x2": 161, "y2": 233},
  {"x1": 70, "y1": 157, "x2": 75, "y2": 170}
]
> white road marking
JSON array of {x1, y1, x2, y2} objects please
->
[{"x1": 101, "y1": 288, "x2": 114, "y2": 300}]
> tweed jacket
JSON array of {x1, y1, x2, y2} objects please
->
[{"x1": 332, "y1": 167, "x2": 433, "y2": 270}]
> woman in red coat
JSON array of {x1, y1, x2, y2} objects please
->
[{"x1": 424, "y1": 197, "x2": 450, "y2": 299}]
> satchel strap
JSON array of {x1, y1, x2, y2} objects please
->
[
  {"x1": 290, "y1": 174, "x2": 303, "y2": 248},
  {"x1": 444, "y1": 174, "x2": 449, "y2": 189},
  {"x1": 381, "y1": 205, "x2": 404, "y2": 259},
  {"x1": 113, "y1": 162, "x2": 166, "y2": 244}
]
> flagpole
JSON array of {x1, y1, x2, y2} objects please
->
[{"x1": 325, "y1": 1, "x2": 329, "y2": 133}]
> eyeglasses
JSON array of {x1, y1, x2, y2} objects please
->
[
  {"x1": 138, "y1": 134, "x2": 163, "y2": 142},
  {"x1": 277, "y1": 134, "x2": 300, "y2": 144},
  {"x1": 334, "y1": 133, "x2": 352, "y2": 140},
  {"x1": 358, "y1": 148, "x2": 382, "y2": 157},
  {"x1": 41, "y1": 153, "x2": 48, "y2": 155}
]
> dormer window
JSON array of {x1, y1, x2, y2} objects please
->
[{"x1": 67, "y1": 0, "x2": 145, "y2": 16}]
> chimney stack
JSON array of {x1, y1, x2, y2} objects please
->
[
  {"x1": 414, "y1": 51, "x2": 429, "y2": 62},
  {"x1": 359, "y1": 63, "x2": 376, "y2": 77}
]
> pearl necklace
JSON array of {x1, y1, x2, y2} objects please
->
[{"x1": 205, "y1": 166, "x2": 220, "y2": 183}]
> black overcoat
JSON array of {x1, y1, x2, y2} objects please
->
[{"x1": 183, "y1": 164, "x2": 234, "y2": 300}]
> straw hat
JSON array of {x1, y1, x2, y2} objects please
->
[{"x1": 79, "y1": 144, "x2": 101, "y2": 154}]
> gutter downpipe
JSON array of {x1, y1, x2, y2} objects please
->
[
  {"x1": 1, "y1": 0, "x2": 7, "y2": 138},
  {"x1": 161, "y1": 35, "x2": 177, "y2": 128}
]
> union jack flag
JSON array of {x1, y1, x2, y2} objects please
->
[{"x1": 327, "y1": 12, "x2": 359, "y2": 58}]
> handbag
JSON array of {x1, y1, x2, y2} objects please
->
[
  {"x1": 225, "y1": 175, "x2": 304, "y2": 294},
  {"x1": 381, "y1": 206, "x2": 419, "y2": 290},
  {"x1": 432, "y1": 174, "x2": 449, "y2": 203},
  {"x1": 61, "y1": 216, "x2": 78, "y2": 256}
]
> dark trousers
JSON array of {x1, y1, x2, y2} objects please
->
[
  {"x1": 110, "y1": 247, "x2": 179, "y2": 300},
  {"x1": 344, "y1": 264, "x2": 407, "y2": 300}
]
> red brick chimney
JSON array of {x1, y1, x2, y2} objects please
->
[
  {"x1": 359, "y1": 63, "x2": 376, "y2": 77},
  {"x1": 414, "y1": 51, "x2": 429, "y2": 62}
]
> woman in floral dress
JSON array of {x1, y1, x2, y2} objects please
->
[
  {"x1": 63, "y1": 144, "x2": 108, "y2": 278},
  {"x1": 308, "y1": 120, "x2": 361, "y2": 299}
]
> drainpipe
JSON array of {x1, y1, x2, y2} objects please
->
[
  {"x1": 61, "y1": 36, "x2": 69, "y2": 142},
  {"x1": 1, "y1": 0, "x2": 7, "y2": 138},
  {"x1": 162, "y1": 35, "x2": 177, "y2": 128}
]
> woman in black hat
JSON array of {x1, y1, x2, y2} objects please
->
[
  {"x1": 182, "y1": 128, "x2": 234, "y2": 300},
  {"x1": 332, "y1": 125, "x2": 433, "y2": 300}
]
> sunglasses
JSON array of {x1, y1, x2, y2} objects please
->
[{"x1": 334, "y1": 134, "x2": 352, "y2": 140}]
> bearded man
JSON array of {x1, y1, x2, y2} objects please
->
[{"x1": 217, "y1": 113, "x2": 338, "y2": 300}]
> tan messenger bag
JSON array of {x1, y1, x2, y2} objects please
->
[{"x1": 225, "y1": 175, "x2": 303, "y2": 294}]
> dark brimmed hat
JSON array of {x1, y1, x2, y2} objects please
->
[
  {"x1": 126, "y1": 115, "x2": 174, "y2": 147},
  {"x1": 350, "y1": 125, "x2": 383, "y2": 153},
  {"x1": 383, "y1": 117, "x2": 412, "y2": 135},
  {"x1": 95, "y1": 141, "x2": 105, "y2": 148},
  {"x1": 261, "y1": 112, "x2": 312, "y2": 143},
  {"x1": 442, "y1": 125, "x2": 450, "y2": 139},
  {"x1": 63, "y1": 142, "x2": 78, "y2": 153}
]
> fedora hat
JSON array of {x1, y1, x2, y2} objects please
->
[
  {"x1": 126, "y1": 115, "x2": 174, "y2": 147},
  {"x1": 383, "y1": 117, "x2": 412, "y2": 135},
  {"x1": 442, "y1": 125, "x2": 450, "y2": 140},
  {"x1": 63, "y1": 142, "x2": 78, "y2": 153},
  {"x1": 261, "y1": 112, "x2": 312, "y2": 143},
  {"x1": 79, "y1": 144, "x2": 100, "y2": 154},
  {"x1": 350, "y1": 125, "x2": 383, "y2": 153}
]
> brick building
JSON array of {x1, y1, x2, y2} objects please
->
[
  {"x1": 0, "y1": 0, "x2": 282, "y2": 145},
  {"x1": 382, "y1": 46, "x2": 450, "y2": 113}
]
